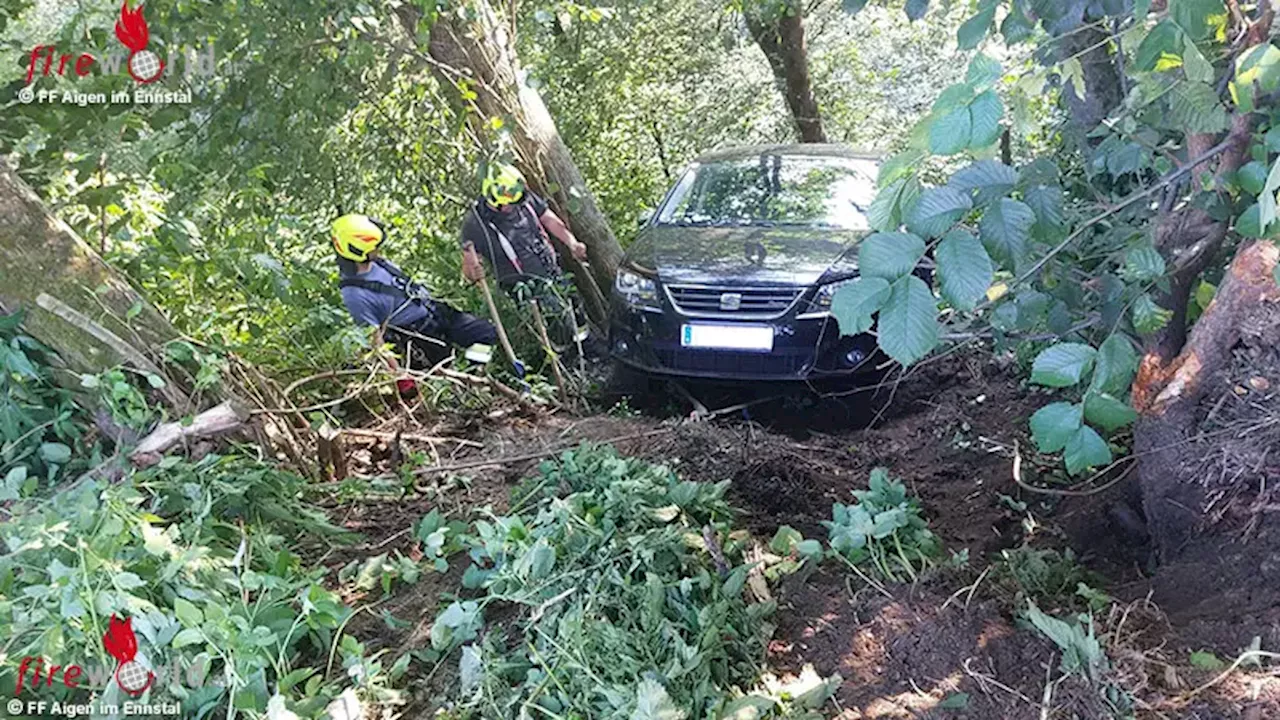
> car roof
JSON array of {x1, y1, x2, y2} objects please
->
[{"x1": 692, "y1": 144, "x2": 881, "y2": 164}]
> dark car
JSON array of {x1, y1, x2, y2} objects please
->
[{"x1": 610, "y1": 144, "x2": 885, "y2": 381}]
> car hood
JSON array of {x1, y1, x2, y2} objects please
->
[{"x1": 626, "y1": 224, "x2": 865, "y2": 287}]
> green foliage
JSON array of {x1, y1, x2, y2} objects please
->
[
  {"x1": 824, "y1": 467, "x2": 940, "y2": 582},
  {"x1": 441, "y1": 445, "x2": 833, "y2": 718},
  {"x1": 0, "y1": 312, "x2": 91, "y2": 499},
  {"x1": 1024, "y1": 603, "x2": 1108, "y2": 681}
]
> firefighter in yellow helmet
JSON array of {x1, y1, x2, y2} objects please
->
[
  {"x1": 331, "y1": 214, "x2": 497, "y2": 392},
  {"x1": 460, "y1": 163, "x2": 602, "y2": 356}
]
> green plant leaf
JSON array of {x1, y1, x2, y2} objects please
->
[
  {"x1": 1237, "y1": 203, "x2": 1265, "y2": 238},
  {"x1": 1064, "y1": 425, "x2": 1112, "y2": 475},
  {"x1": 1089, "y1": 335, "x2": 1139, "y2": 396},
  {"x1": 1168, "y1": 82, "x2": 1228, "y2": 133},
  {"x1": 907, "y1": 187, "x2": 972, "y2": 237},
  {"x1": 936, "y1": 229, "x2": 993, "y2": 311},
  {"x1": 905, "y1": 0, "x2": 929, "y2": 21},
  {"x1": 1030, "y1": 402, "x2": 1083, "y2": 453},
  {"x1": 1170, "y1": 0, "x2": 1226, "y2": 41},
  {"x1": 1183, "y1": 39, "x2": 1215, "y2": 83},
  {"x1": 1123, "y1": 244, "x2": 1167, "y2": 282},
  {"x1": 841, "y1": 0, "x2": 870, "y2": 13},
  {"x1": 1231, "y1": 43, "x2": 1280, "y2": 111},
  {"x1": 1135, "y1": 0, "x2": 1152, "y2": 18},
  {"x1": 1238, "y1": 161, "x2": 1268, "y2": 195},
  {"x1": 1133, "y1": 294, "x2": 1173, "y2": 334},
  {"x1": 938, "y1": 692, "x2": 971, "y2": 709},
  {"x1": 831, "y1": 277, "x2": 892, "y2": 335},
  {"x1": 877, "y1": 275, "x2": 938, "y2": 366},
  {"x1": 957, "y1": 3, "x2": 997, "y2": 50},
  {"x1": 867, "y1": 177, "x2": 920, "y2": 232},
  {"x1": 1135, "y1": 21, "x2": 1182, "y2": 72},
  {"x1": 175, "y1": 597, "x2": 204, "y2": 627},
  {"x1": 858, "y1": 232, "x2": 927, "y2": 280},
  {"x1": 930, "y1": 104, "x2": 972, "y2": 156},
  {"x1": 1031, "y1": 343, "x2": 1097, "y2": 387},
  {"x1": 1023, "y1": 184, "x2": 1066, "y2": 238},
  {"x1": 1189, "y1": 650, "x2": 1226, "y2": 671},
  {"x1": 632, "y1": 677, "x2": 686, "y2": 720},
  {"x1": 39, "y1": 442, "x2": 72, "y2": 465},
  {"x1": 968, "y1": 90, "x2": 1003, "y2": 148},
  {"x1": 1084, "y1": 392, "x2": 1139, "y2": 433},
  {"x1": 966, "y1": 54, "x2": 1002, "y2": 90},
  {"x1": 949, "y1": 160, "x2": 1017, "y2": 207},
  {"x1": 979, "y1": 198, "x2": 1036, "y2": 269}
]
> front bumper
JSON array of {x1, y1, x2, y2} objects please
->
[{"x1": 608, "y1": 290, "x2": 877, "y2": 382}]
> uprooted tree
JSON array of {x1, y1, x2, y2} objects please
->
[{"x1": 837, "y1": 0, "x2": 1280, "y2": 560}]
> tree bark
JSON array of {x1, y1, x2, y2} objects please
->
[
  {"x1": 398, "y1": 2, "x2": 618, "y2": 324},
  {"x1": 1132, "y1": 241, "x2": 1280, "y2": 558},
  {"x1": 1059, "y1": 24, "x2": 1125, "y2": 149},
  {"x1": 0, "y1": 160, "x2": 190, "y2": 408},
  {"x1": 744, "y1": 2, "x2": 827, "y2": 144}
]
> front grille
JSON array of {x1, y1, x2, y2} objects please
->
[
  {"x1": 665, "y1": 285, "x2": 802, "y2": 317},
  {"x1": 654, "y1": 347, "x2": 812, "y2": 377}
]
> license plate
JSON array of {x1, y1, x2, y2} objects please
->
[{"x1": 681, "y1": 324, "x2": 774, "y2": 352}]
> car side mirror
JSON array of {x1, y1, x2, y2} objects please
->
[{"x1": 637, "y1": 209, "x2": 654, "y2": 227}]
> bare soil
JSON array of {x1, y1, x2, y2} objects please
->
[{"x1": 313, "y1": 353, "x2": 1280, "y2": 718}]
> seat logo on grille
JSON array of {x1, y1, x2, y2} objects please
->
[{"x1": 719, "y1": 292, "x2": 742, "y2": 311}]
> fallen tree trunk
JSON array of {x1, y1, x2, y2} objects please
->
[
  {"x1": 0, "y1": 160, "x2": 189, "y2": 407},
  {"x1": 744, "y1": 1, "x2": 826, "y2": 143}
]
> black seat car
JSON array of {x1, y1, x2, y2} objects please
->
[{"x1": 610, "y1": 144, "x2": 884, "y2": 381}]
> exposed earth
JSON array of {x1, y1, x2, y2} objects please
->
[{"x1": 306, "y1": 353, "x2": 1280, "y2": 719}]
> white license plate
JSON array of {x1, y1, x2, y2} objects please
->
[{"x1": 681, "y1": 324, "x2": 774, "y2": 352}]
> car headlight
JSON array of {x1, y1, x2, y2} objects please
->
[
  {"x1": 814, "y1": 278, "x2": 856, "y2": 310},
  {"x1": 616, "y1": 269, "x2": 658, "y2": 307}
]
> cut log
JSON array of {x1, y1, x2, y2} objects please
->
[{"x1": 129, "y1": 401, "x2": 250, "y2": 468}]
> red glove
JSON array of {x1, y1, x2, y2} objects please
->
[{"x1": 396, "y1": 378, "x2": 418, "y2": 398}]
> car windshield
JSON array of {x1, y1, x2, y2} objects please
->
[{"x1": 656, "y1": 155, "x2": 878, "y2": 230}]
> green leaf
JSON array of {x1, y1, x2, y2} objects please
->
[
  {"x1": 632, "y1": 677, "x2": 686, "y2": 720},
  {"x1": 949, "y1": 160, "x2": 1017, "y2": 207},
  {"x1": 1189, "y1": 650, "x2": 1226, "y2": 671},
  {"x1": 175, "y1": 597, "x2": 204, "y2": 627},
  {"x1": 858, "y1": 232, "x2": 926, "y2": 280},
  {"x1": 114, "y1": 572, "x2": 145, "y2": 590},
  {"x1": 938, "y1": 692, "x2": 971, "y2": 709},
  {"x1": 1090, "y1": 335, "x2": 1139, "y2": 396},
  {"x1": 1031, "y1": 343, "x2": 1097, "y2": 387},
  {"x1": 1123, "y1": 244, "x2": 1167, "y2": 282},
  {"x1": 979, "y1": 198, "x2": 1036, "y2": 269},
  {"x1": 877, "y1": 275, "x2": 938, "y2": 366},
  {"x1": 1238, "y1": 161, "x2": 1268, "y2": 195},
  {"x1": 1136, "y1": 21, "x2": 1183, "y2": 72},
  {"x1": 1064, "y1": 425, "x2": 1112, "y2": 475},
  {"x1": 1135, "y1": 0, "x2": 1152, "y2": 19},
  {"x1": 907, "y1": 187, "x2": 972, "y2": 237},
  {"x1": 1023, "y1": 184, "x2": 1066, "y2": 238},
  {"x1": 957, "y1": 3, "x2": 997, "y2": 50},
  {"x1": 1237, "y1": 203, "x2": 1265, "y2": 238},
  {"x1": 1001, "y1": 5, "x2": 1035, "y2": 43},
  {"x1": 841, "y1": 0, "x2": 870, "y2": 12},
  {"x1": 966, "y1": 54, "x2": 1002, "y2": 90},
  {"x1": 39, "y1": 442, "x2": 72, "y2": 465},
  {"x1": 172, "y1": 628, "x2": 205, "y2": 649},
  {"x1": 1171, "y1": 0, "x2": 1226, "y2": 41},
  {"x1": 1030, "y1": 402, "x2": 1084, "y2": 454},
  {"x1": 1133, "y1": 294, "x2": 1173, "y2": 334},
  {"x1": 968, "y1": 90, "x2": 1003, "y2": 148},
  {"x1": 1231, "y1": 43, "x2": 1280, "y2": 111},
  {"x1": 930, "y1": 105, "x2": 972, "y2": 156},
  {"x1": 1183, "y1": 40, "x2": 1215, "y2": 83},
  {"x1": 831, "y1": 277, "x2": 892, "y2": 335},
  {"x1": 1168, "y1": 82, "x2": 1228, "y2": 133},
  {"x1": 1084, "y1": 393, "x2": 1139, "y2": 433},
  {"x1": 904, "y1": 0, "x2": 929, "y2": 21},
  {"x1": 867, "y1": 177, "x2": 920, "y2": 232},
  {"x1": 936, "y1": 229, "x2": 993, "y2": 311}
]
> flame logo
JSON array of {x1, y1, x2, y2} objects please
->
[
  {"x1": 103, "y1": 615, "x2": 154, "y2": 696},
  {"x1": 103, "y1": 615, "x2": 138, "y2": 663},
  {"x1": 114, "y1": 1, "x2": 165, "y2": 83},
  {"x1": 113, "y1": 1, "x2": 150, "y2": 52}
]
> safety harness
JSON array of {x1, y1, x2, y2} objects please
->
[
  {"x1": 339, "y1": 258, "x2": 492, "y2": 364},
  {"x1": 472, "y1": 200, "x2": 557, "y2": 279}
]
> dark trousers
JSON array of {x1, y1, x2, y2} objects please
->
[{"x1": 387, "y1": 304, "x2": 497, "y2": 369}]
